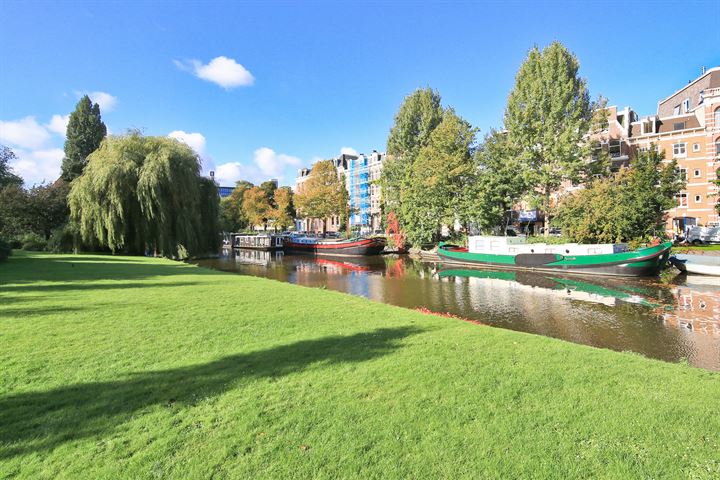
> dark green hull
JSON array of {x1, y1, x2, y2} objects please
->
[{"x1": 437, "y1": 241, "x2": 672, "y2": 277}]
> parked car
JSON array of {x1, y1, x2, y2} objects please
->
[
  {"x1": 539, "y1": 227, "x2": 562, "y2": 237},
  {"x1": 686, "y1": 226, "x2": 720, "y2": 245}
]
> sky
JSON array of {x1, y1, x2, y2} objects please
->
[{"x1": 1, "y1": 0, "x2": 719, "y2": 187}]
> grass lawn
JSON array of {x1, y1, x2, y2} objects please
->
[{"x1": 1, "y1": 252, "x2": 719, "y2": 479}]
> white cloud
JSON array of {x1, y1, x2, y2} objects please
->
[
  {"x1": 87, "y1": 91, "x2": 118, "y2": 111},
  {"x1": 0, "y1": 117, "x2": 52, "y2": 150},
  {"x1": 340, "y1": 147, "x2": 358, "y2": 156},
  {"x1": 10, "y1": 148, "x2": 64, "y2": 186},
  {"x1": 168, "y1": 130, "x2": 206, "y2": 156},
  {"x1": 253, "y1": 147, "x2": 301, "y2": 177},
  {"x1": 214, "y1": 162, "x2": 255, "y2": 186},
  {"x1": 46, "y1": 114, "x2": 70, "y2": 137},
  {"x1": 175, "y1": 56, "x2": 254, "y2": 88}
]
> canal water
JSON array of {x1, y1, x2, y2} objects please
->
[{"x1": 196, "y1": 249, "x2": 720, "y2": 371}]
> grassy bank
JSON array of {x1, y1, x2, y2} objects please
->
[{"x1": 1, "y1": 252, "x2": 719, "y2": 478}]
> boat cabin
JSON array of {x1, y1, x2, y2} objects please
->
[{"x1": 467, "y1": 236, "x2": 629, "y2": 256}]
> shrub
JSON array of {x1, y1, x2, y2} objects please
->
[
  {"x1": 46, "y1": 224, "x2": 76, "y2": 253},
  {"x1": 0, "y1": 238, "x2": 11, "y2": 262},
  {"x1": 20, "y1": 232, "x2": 47, "y2": 251}
]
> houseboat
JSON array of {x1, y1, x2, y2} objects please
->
[
  {"x1": 284, "y1": 235, "x2": 386, "y2": 256},
  {"x1": 231, "y1": 233, "x2": 284, "y2": 251},
  {"x1": 437, "y1": 236, "x2": 672, "y2": 277}
]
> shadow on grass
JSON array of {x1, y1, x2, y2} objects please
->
[
  {"x1": 0, "y1": 305, "x2": 86, "y2": 319},
  {"x1": 0, "y1": 326, "x2": 423, "y2": 458},
  {"x1": 0, "y1": 253, "x2": 218, "y2": 287},
  {"x1": 0, "y1": 280, "x2": 203, "y2": 294}
]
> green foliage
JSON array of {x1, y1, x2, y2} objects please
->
[
  {"x1": 272, "y1": 186, "x2": 295, "y2": 231},
  {"x1": 382, "y1": 88, "x2": 444, "y2": 212},
  {"x1": 0, "y1": 146, "x2": 23, "y2": 188},
  {"x1": 27, "y1": 180, "x2": 71, "y2": 240},
  {"x1": 68, "y1": 133, "x2": 219, "y2": 257},
  {"x1": 19, "y1": 232, "x2": 47, "y2": 251},
  {"x1": 294, "y1": 160, "x2": 348, "y2": 232},
  {"x1": 554, "y1": 149, "x2": 684, "y2": 243},
  {"x1": 0, "y1": 238, "x2": 10, "y2": 261},
  {"x1": 504, "y1": 42, "x2": 595, "y2": 233},
  {"x1": 460, "y1": 129, "x2": 527, "y2": 233},
  {"x1": 401, "y1": 109, "x2": 477, "y2": 245},
  {"x1": 220, "y1": 180, "x2": 254, "y2": 231},
  {"x1": 61, "y1": 95, "x2": 107, "y2": 181},
  {"x1": 714, "y1": 168, "x2": 720, "y2": 214},
  {"x1": 45, "y1": 223, "x2": 77, "y2": 253}
]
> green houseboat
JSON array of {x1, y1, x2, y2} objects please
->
[{"x1": 437, "y1": 236, "x2": 672, "y2": 277}]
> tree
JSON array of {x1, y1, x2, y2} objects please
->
[
  {"x1": 259, "y1": 180, "x2": 278, "y2": 205},
  {"x1": 459, "y1": 129, "x2": 527, "y2": 233},
  {"x1": 504, "y1": 42, "x2": 596, "y2": 236},
  {"x1": 294, "y1": 160, "x2": 348, "y2": 234},
  {"x1": 0, "y1": 184, "x2": 30, "y2": 240},
  {"x1": 27, "y1": 180, "x2": 71, "y2": 240},
  {"x1": 381, "y1": 88, "x2": 444, "y2": 213},
  {"x1": 61, "y1": 95, "x2": 107, "y2": 181},
  {"x1": 1, "y1": 146, "x2": 23, "y2": 188},
  {"x1": 272, "y1": 186, "x2": 295, "y2": 231},
  {"x1": 714, "y1": 168, "x2": 720, "y2": 214},
  {"x1": 400, "y1": 109, "x2": 477, "y2": 245},
  {"x1": 242, "y1": 186, "x2": 272, "y2": 230},
  {"x1": 68, "y1": 133, "x2": 219, "y2": 257},
  {"x1": 220, "y1": 180, "x2": 254, "y2": 231},
  {"x1": 554, "y1": 149, "x2": 684, "y2": 243}
]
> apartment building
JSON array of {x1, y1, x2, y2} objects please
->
[
  {"x1": 603, "y1": 67, "x2": 720, "y2": 234},
  {"x1": 294, "y1": 150, "x2": 386, "y2": 234}
]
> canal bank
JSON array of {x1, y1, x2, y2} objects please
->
[{"x1": 1, "y1": 252, "x2": 719, "y2": 478}]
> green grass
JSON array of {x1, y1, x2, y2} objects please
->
[
  {"x1": 1, "y1": 252, "x2": 719, "y2": 479},
  {"x1": 675, "y1": 243, "x2": 720, "y2": 252}
]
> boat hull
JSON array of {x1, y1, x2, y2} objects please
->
[
  {"x1": 285, "y1": 237, "x2": 386, "y2": 256},
  {"x1": 670, "y1": 254, "x2": 720, "y2": 276},
  {"x1": 437, "y1": 242, "x2": 672, "y2": 277}
]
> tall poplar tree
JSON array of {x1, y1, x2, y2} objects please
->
[
  {"x1": 504, "y1": 42, "x2": 594, "y2": 236},
  {"x1": 61, "y1": 95, "x2": 107, "y2": 181}
]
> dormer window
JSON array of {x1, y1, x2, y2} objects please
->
[
  {"x1": 682, "y1": 98, "x2": 690, "y2": 113},
  {"x1": 673, "y1": 105, "x2": 681, "y2": 115}
]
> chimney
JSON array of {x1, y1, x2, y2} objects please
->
[{"x1": 701, "y1": 66, "x2": 706, "y2": 75}]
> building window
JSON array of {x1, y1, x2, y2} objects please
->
[
  {"x1": 715, "y1": 108, "x2": 720, "y2": 126},
  {"x1": 682, "y1": 98, "x2": 690, "y2": 112},
  {"x1": 692, "y1": 143, "x2": 700, "y2": 152},
  {"x1": 677, "y1": 168, "x2": 687, "y2": 180},
  {"x1": 677, "y1": 193, "x2": 688, "y2": 207},
  {"x1": 673, "y1": 122, "x2": 685, "y2": 130},
  {"x1": 673, "y1": 105, "x2": 680, "y2": 115},
  {"x1": 694, "y1": 195, "x2": 702, "y2": 204},
  {"x1": 694, "y1": 169, "x2": 702, "y2": 178},
  {"x1": 672, "y1": 143, "x2": 687, "y2": 157}
]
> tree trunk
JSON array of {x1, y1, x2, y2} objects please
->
[{"x1": 544, "y1": 188, "x2": 551, "y2": 238}]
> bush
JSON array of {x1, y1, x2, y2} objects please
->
[
  {"x1": 46, "y1": 224, "x2": 76, "y2": 253},
  {"x1": 20, "y1": 232, "x2": 47, "y2": 251},
  {"x1": 0, "y1": 238, "x2": 11, "y2": 262}
]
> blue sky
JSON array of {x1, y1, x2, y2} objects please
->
[{"x1": 1, "y1": 0, "x2": 719, "y2": 187}]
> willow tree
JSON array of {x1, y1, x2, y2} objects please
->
[
  {"x1": 68, "y1": 133, "x2": 219, "y2": 257},
  {"x1": 504, "y1": 42, "x2": 595, "y2": 236}
]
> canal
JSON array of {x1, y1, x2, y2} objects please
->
[{"x1": 196, "y1": 249, "x2": 720, "y2": 371}]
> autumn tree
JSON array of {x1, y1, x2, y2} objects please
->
[
  {"x1": 62, "y1": 95, "x2": 107, "y2": 181},
  {"x1": 294, "y1": 160, "x2": 348, "y2": 234},
  {"x1": 242, "y1": 186, "x2": 273, "y2": 230},
  {"x1": 68, "y1": 133, "x2": 219, "y2": 257},
  {"x1": 504, "y1": 42, "x2": 597, "y2": 236}
]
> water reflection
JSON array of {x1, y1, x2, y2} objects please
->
[{"x1": 198, "y1": 250, "x2": 720, "y2": 371}]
